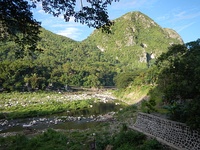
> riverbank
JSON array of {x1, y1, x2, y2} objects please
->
[
  {"x1": 0, "y1": 91, "x2": 125, "y2": 119},
  {"x1": 0, "y1": 90, "x2": 126, "y2": 134}
]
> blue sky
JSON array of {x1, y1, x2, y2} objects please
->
[{"x1": 32, "y1": 0, "x2": 200, "y2": 43}]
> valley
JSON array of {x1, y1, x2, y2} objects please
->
[{"x1": 1, "y1": 10, "x2": 200, "y2": 149}]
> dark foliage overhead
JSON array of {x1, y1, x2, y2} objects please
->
[
  {"x1": 33, "y1": 0, "x2": 119, "y2": 29},
  {"x1": 0, "y1": 0, "x2": 41, "y2": 52}
]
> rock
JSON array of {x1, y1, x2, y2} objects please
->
[
  {"x1": 1, "y1": 120, "x2": 8, "y2": 126},
  {"x1": 31, "y1": 120, "x2": 37, "y2": 125},
  {"x1": 23, "y1": 124, "x2": 32, "y2": 128},
  {"x1": 105, "y1": 145, "x2": 113, "y2": 150},
  {"x1": 77, "y1": 117, "x2": 81, "y2": 120}
]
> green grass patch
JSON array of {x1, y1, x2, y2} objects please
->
[
  {"x1": 0, "y1": 128, "x2": 168, "y2": 150},
  {"x1": 113, "y1": 84, "x2": 152, "y2": 104},
  {"x1": 0, "y1": 92, "x2": 95, "y2": 119},
  {"x1": 146, "y1": 86, "x2": 169, "y2": 114}
]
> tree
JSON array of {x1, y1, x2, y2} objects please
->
[
  {"x1": 33, "y1": 0, "x2": 119, "y2": 30},
  {"x1": 155, "y1": 39, "x2": 200, "y2": 130},
  {"x1": 0, "y1": 0, "x2": 41, "y2": 55},
  {"x1": 114, "y1": 72, "x2": 137, "y2": 89}
]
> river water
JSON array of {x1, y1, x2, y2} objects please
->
[{"x1": 0, "y1": 101, "x2": 124, "y2": 134}]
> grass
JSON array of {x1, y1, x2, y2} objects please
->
[
  {"x1": 0, "y1": 91, "x2": 128, "y2": 119},
  {"x1": 113, "y1": 84, "x2": 152, "y2": 105},
  {"x1": 116, "y1": 105, "x2": 138, "y2": 125},
  {"x1": 0, "y1": 92, "x2": 95, "y2": 119},
  {"x1": 0, "y1": 125, "x2": 168, "y2": 150},
  {"x1": 147, "y1": 86, "x2": 169, "y2": 114},
  {"x1": 114, "y1": 83, "x2": 169, "y2": 115}
]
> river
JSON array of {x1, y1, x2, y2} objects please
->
[{"x1": 0, "y1": 91, "x2": 125, "y2": 135}]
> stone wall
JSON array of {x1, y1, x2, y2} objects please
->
[{"x1": 133, "y1": 112, "x2": 200, "y2": 150}]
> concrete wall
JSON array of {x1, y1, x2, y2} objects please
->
[{"x1": 133, "y1": 112, "x2": 200, "y2": 150}]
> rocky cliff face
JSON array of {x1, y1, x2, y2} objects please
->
[
  {"x1": 84, "y1": 11, "x2": 183, "y2": 69},
  {"x1": 163, "y1": 28, "x2": 183, "y2": 43}
]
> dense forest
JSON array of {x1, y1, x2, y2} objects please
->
[
  {"x1": 0, "y1": 12, "x2": 182, "y2": 91},
  {"x1": 0, "y1": 28, "x2": 117, "y2": 91}
]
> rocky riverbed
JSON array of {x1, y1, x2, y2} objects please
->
[
  {"x1": 0, "y1": 91, "x2": 119, "y2": 109},
  {"x1": 0, "y1": 111, "x2": 116, "y2": 136},
  {"x1": 0, "y1": 91, "x2": 124, "y2": 136}
]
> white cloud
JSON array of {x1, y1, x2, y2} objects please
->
[
  {"x1": 175, "y1": 22, "x2": 195, "y2": 32},
  {"x1": 156, "y1": 14, "x2": 170, "y2": 21},
  {"x1": 51, "y1": 24, "x2": 67, "y2": 28},
  {"x1": 33, "y1": 2, "x2": 45, "y2": 14},
  {"x1": 40, "y1": 18, "x2": 55, "y2": 26},
  {"x1": 51, "y1": 22, "x2": 84, "y2": 28},
  {"x1": 158, "y1": 9, "x2": 200, "y2": 24},
  {"x1": 38, "y1": 9, "x2": 45, "y2": 14},
  {"x1": 174, "y1": 11, "x2": 187, "y2": 17},
  {"x1": 56, "y1": 27, "x2": 82, "y2": 40},
  {"x1": 171, "y1": 10, "x2": 200, "y2": 22},
  {"x1": 110, "y1": 0, "x2": 158, "y2": 10}
]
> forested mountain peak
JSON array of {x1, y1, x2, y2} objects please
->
[
  {"x1": 39, "y1": 28, "x2": 76, "y2": 42},
  {"x1": 84, "y1": 11, "x2": 183, "y2": 68},
  {"x1": 120, "y1": 11, "x2": 159, "y2": 28}
]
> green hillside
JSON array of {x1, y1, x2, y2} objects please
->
[
  {"x1": 38, "y1": 28, "x2": 77, "y2": 51},
  {"x1": 84, "y1": 11, "x2": 183, "y2": 70},
  {"x1": 0, "y1": 11, "x2": 183, "y2": 91}
]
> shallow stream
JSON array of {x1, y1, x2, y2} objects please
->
[{"x1": 0, "y1": 101, "x2": 124, "y2": 134}]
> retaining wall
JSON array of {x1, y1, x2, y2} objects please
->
[{"x1": 133, "y1": 112, "x2": 200, "y2": 150}]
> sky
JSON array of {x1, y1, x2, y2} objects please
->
[{"x1": 31, "y1": 0, "x2": 200, "y2": 43}]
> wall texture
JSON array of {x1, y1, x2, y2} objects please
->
[{"x1": 133, "y1": 112, "x2": 200, "y2": 150}]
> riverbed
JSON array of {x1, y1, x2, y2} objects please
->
[{"x1": 0, "y1": 91, "x2": 125, "y2": 135}]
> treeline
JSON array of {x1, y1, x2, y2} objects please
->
[
  {"x1": 1, "y1": 27, "x2": 159, "y2": 92},
  {"x1": 0, "y1": 29, "x2": 123, "y2": 91}
]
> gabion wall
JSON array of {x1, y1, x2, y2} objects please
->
[{"x1": 134, "y1": 112, "x2": 200, "y2": 150}]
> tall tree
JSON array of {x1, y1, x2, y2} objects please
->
[
  {"x1": 0, "y1": 0, "x2": 41, "y2": 54},
  {"x1": 155, "y1": 39, "x2": 200, "y2": 130}
]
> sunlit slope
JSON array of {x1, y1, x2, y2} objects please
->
[{"x1": 84, "y1": 11, "x2": 183, "y2": 69}]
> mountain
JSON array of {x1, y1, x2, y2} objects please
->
[
  {"x1": 37, "y1": 28, "x2": 78, "y2": 52},
  {"x1": 84, "y1": 11, "x2": 183, "y2": 69},
  {"x1": 0, "y1": 11, "x2": 184, "y2": 91}
]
